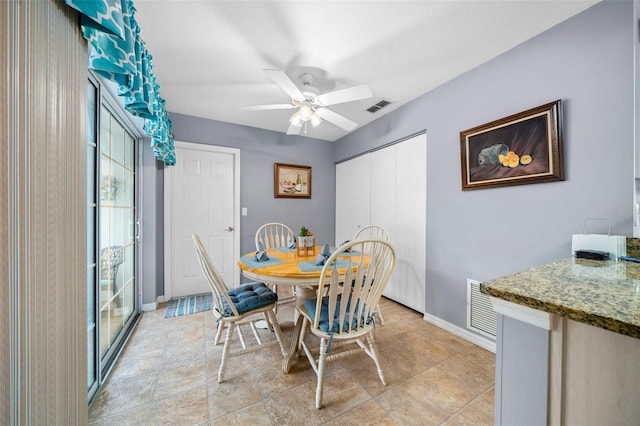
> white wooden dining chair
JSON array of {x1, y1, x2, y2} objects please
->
[
  {"x1": 354, "y1": 225, "x2": 390, "y2": 245},
  {"x1": 297, "y1": 238, "x2": 396, "y2": 409},
  {"x1": 254, "y1": 222, "x2": 296, "y2": 309},
  {"x1": 191, "y1": 234, "x2": 287, "y2": 383},
  {"x1": 255, "y1": 222, "x2": 295, "y2": 251},
  {"x1": 353, "y1": 225, "x2": 391, "y2": 325}
]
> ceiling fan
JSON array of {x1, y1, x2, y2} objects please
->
[{"x1": 245, "y1": 69, "x2": 373, "y2": 135}]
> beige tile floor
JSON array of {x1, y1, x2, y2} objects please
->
[{"x1": 89, "y1": 296, "x2": 495, "y2": 425}]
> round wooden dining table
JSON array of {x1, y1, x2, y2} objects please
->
[{"x1": 237, "y1": 245, "x2": 355, "y2": 373}]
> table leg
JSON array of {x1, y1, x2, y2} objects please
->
[
  {"x1": 282, "y1": 285, "x2": 317, "y2": 373},
  {"x1": 275, "y1": 305, "x2": 295, "y2": 325},
  {"x1": 282, "y1": 315, "x2": 304, "y2": 373}
]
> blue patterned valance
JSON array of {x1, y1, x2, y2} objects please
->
[
  {"x1": 65, "y1": 0, "x2": 126, "y2": 39},
  {"x1": 65, "y1": 0, "x2": 176, "y2": 166}
]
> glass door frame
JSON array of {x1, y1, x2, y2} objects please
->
[{"x1": 88, "y1": 72, "x2": 143, "y2": 403}]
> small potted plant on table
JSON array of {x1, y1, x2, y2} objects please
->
[{"x1": 297, "y1": 226, "x2": 316, "y2": 256}]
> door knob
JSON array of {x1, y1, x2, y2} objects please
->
[{"x1": 225, "y1": 226, "x2": 234, "y2": 232}]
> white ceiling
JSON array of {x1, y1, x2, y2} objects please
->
[{"x1": 134, "y1": 0, "x2": 598, "y2": 142}]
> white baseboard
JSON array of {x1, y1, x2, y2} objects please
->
[
  {"x1": 142, "y1": 295, "x2": 167, "y2": 312},
  {"x1": 423, "y1": 312, "x2": 496, "y2": 354},
  {"x1": 142, "y1": 302, "x2": 157, "y2": 312}
]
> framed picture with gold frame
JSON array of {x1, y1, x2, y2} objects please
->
[
  {"x1": 460, "y1": 100, "x2": 563, "y2": 191},
  {"x1": 274, "y1": 163, "x2": 311, "y2": 198}
]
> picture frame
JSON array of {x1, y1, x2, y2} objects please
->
[
  {"x1": 274, "y1": 163, "x2": 312, "y2": 198},
  {"x1": 460, "y1": 100, "x2": 563, "y2": 191}
]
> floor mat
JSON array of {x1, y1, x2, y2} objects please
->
[{"x1": 164, "y1": 293, "x2": 212, "y2": 318}]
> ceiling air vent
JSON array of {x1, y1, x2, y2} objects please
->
[{"x1": 366, "y1": 99, "x2": 391, "y2": 113}]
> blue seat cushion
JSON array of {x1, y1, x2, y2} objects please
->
[
  {"x1": 224, "y1": 282, "x2": 277, "y2": 315},
  {"x1": 304, "y1": 294, "x2": 372, "y2": 333}
]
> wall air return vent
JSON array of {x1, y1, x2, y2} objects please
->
[
  {"x1": 467, "y1": 279, "x2": 497, "y2": 340},
  {"x1": 366, "y1": 99, "x2": 391, "y2": 113}
]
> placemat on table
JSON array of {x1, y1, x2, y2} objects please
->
[
  {"x1": 274, "y1": 246, "x2": 296, "y2": 252},
  {"x1": 240, "y1": 256, "x2": 285, "y2": 269},
  {"x1": 297, "y1": 259, "x2": 349, "y2": 272}
]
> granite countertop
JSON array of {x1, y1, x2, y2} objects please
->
[{"x1": 480, "y1": 257, "x2": 640, "y2": 339}]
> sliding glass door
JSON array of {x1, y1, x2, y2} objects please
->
[
  {"x1": 87, "y1": 76, "x2": 141, "y2": 402},
  {"x1": 98, "y1": 98, "x2": 138, "y2": 359},
  {"x1": 87, "y1": 80, "x2": 99, "y2": 398}
]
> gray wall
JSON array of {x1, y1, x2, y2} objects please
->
[
  {"x1": 335, "y1": 0, "x2": 634, "y2": 328},
  {"x1": 140, "y1": 144, "x2": 165, "y2": 304},
  {"x1": 168, "y1": 115, "x2": 337, "y2": 258},
  {"x1": 142, "y1": 1, "x2": 635, "y2": 331}
]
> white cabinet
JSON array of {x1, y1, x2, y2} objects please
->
[{"x1": 335, "y1": 132, "x2": 426, "y2": 312}]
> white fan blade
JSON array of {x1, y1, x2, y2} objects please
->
[
  {"x1": 315, "y1": 84, "x2": 372, "y2": 106},
  {"x1": 315, "y1": 108, "x2": 358, "y2": 131},
  {"x1": 286, "y1": 121, "x2": 302, "y2": 135},
  {"x1": 241, "y1": 104, "x2": 297, "y2": 111},
  {"x1": 264, "y1": 69, "x2": 304, "y2": 101}
]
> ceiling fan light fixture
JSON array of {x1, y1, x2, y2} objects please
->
[
  {"x1": 299, "y1": 105, "x2": 313, "y2": 120},
  {"x1": 310, "y1": 114, "x2": 322, "y2": 128},
  {"x1": 289, "y1": 112, "x2": 302, "y2": 126},
  {"x1": 290, "y1": 104, "x2": 322, "y2": 129}
]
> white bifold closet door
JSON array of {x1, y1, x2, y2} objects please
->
[
  {"x1": 335, "y1": 154, "x2": 371, "y2": 243},
  {"x1": 335, "y1": 133, "x2": 426, "y2": 312}
]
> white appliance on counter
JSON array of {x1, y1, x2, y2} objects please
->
[{"x1": 571, "y1": 234, "x2": 626, "y2": 260}]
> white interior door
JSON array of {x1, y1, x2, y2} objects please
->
[
  {"x1": 335, "y1": 154, "x2": 371, "y2": 244},
  {"x1": 164, "y1": 142, "x2": 240, "y2": 299}
]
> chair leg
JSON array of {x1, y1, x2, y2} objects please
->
[
  {"x1": 273, "y1": 284, "x2": 278, "y2": 314},
  {"x1": 218, "y1": 322, "x2": 235, "y2": 383},
  {"x1": 315, "y1": 337, "x2": 329, "y2": 409},
  {"x1": 298, "y1": 317, "x2": 309, "y2": 354},
  {"x1": 236, "y1": 324, "x2": 247, "y2": 349},
  {"x1": 249, "y1": 319, "x2": 263, "y2": 345},
  {"x1": 264, "y1": 308, "x2": 275, "y2": 332},
  {"x1": 375, "y1": 303, "x2": 385, "y2": 326},
  {"x1": 366, "y1": 333, "x2": 386, "y2": 386},
  {"x1": 266, "y1": 310, "x2": 287, "y2": 356},
  {"x1": 214, "y1": 320, "x2": 225, "y2": 345}
]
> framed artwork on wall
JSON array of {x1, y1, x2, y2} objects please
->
[
  {"x1": 460, "y1": 100, "x2": 563, "y2": 191},
  {"x1": 274, "y1": 163, "x2": 311, "y2": 198}
]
